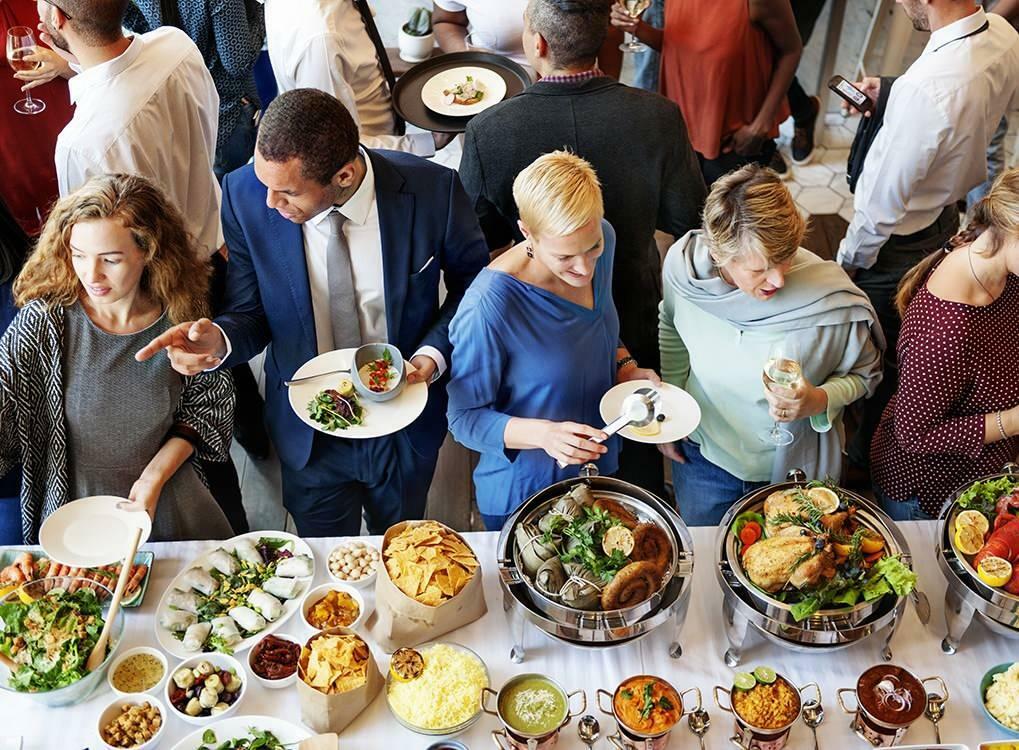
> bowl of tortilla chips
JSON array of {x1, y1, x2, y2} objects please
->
[{"x1": 384, "y1": 521, "x2": 480, "y2": 606}]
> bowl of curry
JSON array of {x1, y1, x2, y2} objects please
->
[{"x1": 597, "y1": 675, "x2": 700, "y2": 740}]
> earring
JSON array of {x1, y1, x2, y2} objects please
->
[{"x1": 526, "y1": 245, "x2": 534, "y2": 258}]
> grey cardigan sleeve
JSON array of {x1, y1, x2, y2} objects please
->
[{"x1": 173, "y1": 369, "x2": 236, "y2": 463}]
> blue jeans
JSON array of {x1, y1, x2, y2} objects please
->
[
  {"x1": 630, "y1": 0, "x2": 663, "y2": 92},
  {"x1": 0, "y1": 496, "x2": 21, "y2": 544},
  {"x1": 873, "y1": 486, "x2": 933, "y2": 522},
  {"x1": 671, "y1": 442, "x2": 768, "y2": 526}
]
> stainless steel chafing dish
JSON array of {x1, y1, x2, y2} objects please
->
[
  {"x1": 937, "y1": 463, "x2": 1019, "y2": 654},
  {"x1": 496, "y1": 465, "x2": 695, "y2": 662},
  {"x1": 715, "y1": 469, "x2": 927, "y2": 667}
]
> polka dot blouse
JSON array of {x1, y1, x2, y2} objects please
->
[{"x1": 871, "y1": 271, "x2": 1019, "y2": 517}]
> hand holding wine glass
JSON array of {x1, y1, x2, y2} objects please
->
[
  {"x1": 759, "y1": 339, "x2": 802, "y2": 446},
  {"x1": 6, "y1": 26, "x2": 45, "y2": 115},
  {"x1": 612, "y1": 0, "x2": 651, "y2": 53}
]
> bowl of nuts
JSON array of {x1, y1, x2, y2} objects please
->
[
  {"x1": 327, "y1": 540, "x2": 381, "y2": 587},
  {"x1": 164, "y1": 653, "x2": 245, "y2": 725},
  {"x1": 97, "y1": 693, "x2": 165, "y2": 750}
]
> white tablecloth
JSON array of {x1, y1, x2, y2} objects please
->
[{"x1": 4, "y1": 523, "x2": 1016, "y2": 749}]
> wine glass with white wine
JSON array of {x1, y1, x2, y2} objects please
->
[
  {"x1": 6, "y1": 26, "x2": 45, "y2": 115},
  {"x1": 759, "y1": 339, "x2": 802, "y2": 447},
  {"x1": 617, "y1": 0, "x2": 650, "y2": 53}
]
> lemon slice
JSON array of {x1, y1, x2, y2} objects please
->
[
  {"x1": 630, "y1": 420, "x2": 661, "y2": 438},
  {"x1": 390, "y1": 648, "x2": 424, "y2": 682},
  {"x1": 807, "y1": 487, "x2": 840, "y2": 514},
  {"x1": 955, "y1": 524, "x2": 985, "y2": 556},
  {"x1": 978, "y1": 556, "x2": 1013, "y2": 588},
  {"x1": 603, "y1": 525, "x2": 635, "y2": 557},
  {"x1": 957, "y1": 509, "x2": 990, "y2": 539},
  {"x1": 337, "y1": 378, "x2": 355, "y2": 398}
]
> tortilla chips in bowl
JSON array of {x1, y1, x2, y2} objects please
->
[
  {"x1": 296, "y1": 629, "x2": 383, "y2": 733},
  {"x1": 384, "y1": 521, "x2": 480, "y2": 606}
]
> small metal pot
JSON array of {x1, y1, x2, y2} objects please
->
[
  {"x1": 714, "y1": 676, "x2": 820, "y2": 750},
  {"x1": 596, "y1": 675, "x2": 701, "y2": 749},
  {"x1": 482, "y1": 673, "x2": 586, "y2": 749},
  {"x1": 837, "y1": 665, "x2": 947, "y2": 747}
]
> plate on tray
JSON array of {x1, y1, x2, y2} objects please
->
[
  {"x1": 154, "y1": 531, "x2": 314, "y2": 659},
  {"x1": 170, "y1": 714, "x2": 311, "y2": 750},
  {"x1": 0, "y1": 548, "x2": 153, "y2": 608},
  {"x1": 420, "y1": 65, "x2": 506, "y2": 117},
  {"x1": 288, "y1": 347, "x2": 428, "y2": 439}
]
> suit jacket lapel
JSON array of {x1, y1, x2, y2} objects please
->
[
  {"x1": 370, "y1": 151, "x2": 413, "y2": 348},
  {"x1": 269, "y1": 207, "x2": 317, "y2": 357}
]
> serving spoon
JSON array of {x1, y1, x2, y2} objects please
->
[
  {"x1": 925, "y1": 692, "x2": 946, "y2": 743},
  {"x1": 85, "y1": 526, "x2": 142, "y2": 671},
  {"x1": 578, "y1": 714, "x2": 600, "y2": 748},
  {"x1": 557, "y1": 388, "x2": 660, "y2": 469},
  {"x1": 688, "y1": 707, "x2": 711, "y2": 750},
  {"x1": 802, "y1": 699, "x2": 824, "y2": 750}
]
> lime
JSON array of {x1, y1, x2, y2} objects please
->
[
  {"x1": 753, "y1": 666, "x2": 777, "y2": 684},
  {"x1": 733, "y1": 672, "x2": 757, "y2": 690},
  {"x1": 978, "y1": 556, "x2": 1013, "y2": 588},
  {"x1": 807, "y1": 487, "x2": 840, "y2": 514}
]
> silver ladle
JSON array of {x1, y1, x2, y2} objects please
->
[
  {"x1": 687, "y1": 707, "x2": 711, "y2": 750},
  {"x1": 557, "y1": 387, "x2": 659, "y2": 468},
  {"x1": 578, "y1": 714, "x2": 600, "y2": 748},
  {"x1": 802, "y1": 699, "x2": 824, "y2": 750}
]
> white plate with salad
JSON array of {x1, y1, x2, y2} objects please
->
[
  {"x1": 420, "y1": 66, "x2": 506, "y2": 116},
  {"x1": 288, "y1": 347, "x2": 428, "y2": 439},
  {"x1": 170, "y1": 715, "x2": 311, "y2": 750},
  {"x1": 154, "y1": 532, "x2": 315, "y2": 660}
]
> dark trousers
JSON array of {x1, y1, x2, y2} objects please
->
[
  {"x1": 280, "y1": 433, "x2": 439, "y2": 537},
  {"x1": 214, "y1": 97, "x2": 259, "y2": 182},
  {"x1": 847, "y1": 205, "x2": 959, "y2": 467},
  {"x1": 787, "y1": 0, "x2": 828, "y2": 123},
  {"x1": 698, "y1": 139, "x2": 777, "y2": 186}
]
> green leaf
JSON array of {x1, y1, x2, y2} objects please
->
[{"x1": 203, "y1": 729, "x2": 217, "y2": 744}]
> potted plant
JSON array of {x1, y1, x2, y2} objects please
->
[{"x1": 398, "y1": 7, "x2": 434, "y2": 63}]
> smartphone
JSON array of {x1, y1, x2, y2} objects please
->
[{"x1": 828, "y1": 75, "x2": 874, "y2": 115}]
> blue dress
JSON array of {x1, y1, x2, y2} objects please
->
[{"x1": 448, "y1": 220, "x2": 620, "y2": 520}]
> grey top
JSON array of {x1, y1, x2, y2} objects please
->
[{"x1": 62, "y1": 303, "x2": 231, "y2": 541}]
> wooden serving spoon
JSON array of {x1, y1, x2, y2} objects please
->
[{"x1": 86, "y1": 525, "x2": 142, "y2": 672}]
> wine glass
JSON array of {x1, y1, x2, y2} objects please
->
[
  {"x1": 759, "y1": 339, "x2": 801, "y2": 447},
  {"x1": 7, "y1": 26, "x2": 45, "y2": 115},
  {"x1": 617, "y1": 0, "x2": 651, "y2": 53}
]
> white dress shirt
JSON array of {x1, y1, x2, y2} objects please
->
[
  {"x1": 56, "y1": 28, "x2": 222, "y2": 257},
  {"x1": 837, "y1": 9, "x2": 1019, "y2": 270},
  {"x1": 263, "y1": 0, "x2": 435, "y2": 157},
  {"x1": 434, "y1": 0, "x2": 527, "y2": 64}
]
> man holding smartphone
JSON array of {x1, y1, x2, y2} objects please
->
[{"x1": 836, "y1": 0, "x2": 1019, "y2": 474}]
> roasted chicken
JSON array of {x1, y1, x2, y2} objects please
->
[
  {"x1": 742, "y1": 535, "x2": 834, "y2": 593},
  {"x1": 763, "y1": 489, "x2": 848, "y2": 537}
]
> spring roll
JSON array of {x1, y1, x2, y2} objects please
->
[
  {"x1": 274, "y1": 554, "x2": 313, "y2": 579},
  {"x1": 182, "y1": 621, "x2": 212, "y2": 652},
  {"x1": 208, "y1": 548, "x2": 238, "y2": 576},
  {"x1": 210, "y1": 616, "x2": 242, "y2": 647},
  {"x1": 232, "y1": 539, "x2": 263, "y2": 567},
  {"x1": 228, "y1": 605, "x2": 267, "y2": 634},
  {"x1": 160, "y1": 609, "x2": 197, "y2": 632},
  {"x1": 262, "y1": 576, "x2": 302, "y2": 600},
  {"x1": 166, "y1": 588, "x2": 202, "y2": 615},
  {"x1": 180, "y1": 567, "x2": 219, "y2": 596},
  {"x1": 247, "y1": 588, "x2": 283, "y2": 621}
]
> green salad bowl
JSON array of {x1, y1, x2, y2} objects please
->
[
  {"x1": 0, "y1": 575, "x2": 123, "y2": 706},
  {"x1": 980, "y1": 662, "x2": 1019, "y2": 737}
]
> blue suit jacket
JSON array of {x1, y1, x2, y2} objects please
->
[{"x1": 217, "y1": 149, "x2": 489, "y2": 471}]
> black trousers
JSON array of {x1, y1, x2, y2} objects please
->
[
  {"x1": 847, "y1": 205, "x2": 959, "y2": 468},
  {"x1": 698, "y1": 140, "x2": 777, "y2": 186},
  {"x1": 787, "y1": 0, "x2": 829, "y2": 123}
]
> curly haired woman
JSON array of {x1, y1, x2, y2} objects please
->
[{"x1": 1, "y1": 173, "x2": 234, "y2": 543}]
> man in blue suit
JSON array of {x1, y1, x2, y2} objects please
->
[{"x1": 137, "y1": 89, "x2": 488, "y2": 536}]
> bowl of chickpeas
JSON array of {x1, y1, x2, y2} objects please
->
[
  {"x1": 97, "y1": 693, "x2": 166, "y2": 750},
  {"x1": 327, "y1": 540, "x2": 381, "y2": 587},
  {"x1": 164, "y1": 654, "x2": 246, "y2": 725}
]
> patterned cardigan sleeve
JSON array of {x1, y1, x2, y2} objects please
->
[{"x1": 174, "y1": 369, "x2": 236, "y2": 463}]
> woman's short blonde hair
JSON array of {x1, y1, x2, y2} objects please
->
[
  {"x1": 513, "y1": 150, "x2": 604, "y2": 238},
  {"x1": 703, "y1": 164, "x2": 806, "y2": 266},
  {"x1": 14, "y1": 173, "x2": 211, "y2": 324}
]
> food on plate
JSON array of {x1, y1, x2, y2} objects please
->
[
  {"x1": 515, "y1": 486, "x2": 673, "y2": 612},
  {"x1": 498, "y1": 675, "x2": 567, "y2": 736},
  {"x1": 308, "y1": 386, "x2": 364, "y2": 431},
  {"x1": 731, "y1": 669, "x2": 799, "y2": 730},
  {"x1": 162, "y1": 536, "x2": 312, "y2": 653},
  {"x1": 954, "y1": 477, "x2": 1019, "y2": 594},
  {"x1": 986, "y1": 662, "x2": 1019, "y2": 731},
  {"x1": 856, "y1": 664, "x2": 925, "y2": 725},
  {"x1": 613, "y1": 676, "x2": 682, "y2": 736},
  {"x1": 629, "y1": 414, "x2": 663, "y2": 438},
  {"x1": 100, "y1": 701, "x2": 162, "y2": 748},
  {"x1": 306, "y1": 589, "x2": 360, "y2": 629},
  {"x1": 300, "y1": 633, "x2": 370, "y2": 694},
  {"x1": 386, "y1": 643, "x2": 488, "y2": 730},
  {"x1": 0, "y1": 552, "x2": 149, "y2": 605},
  {"x1": 329, "y1": 541, "x2": 380, "y2": 583},
  {"x1": 250, "y1": 634, "x2": 300, "y2": 681},
  {"x1": 111, "y1": 652, "x2": 165, "y2": 693},
  {"x1": 192, "y1": 729, "x2": 286, "y2": 750},
  {"x1": 389, "y1": 647, "x2": 424, "y2": 682},
  {"x1": 359, "y1": 351, "x2": 400, "y2": 393},
  {"x1": 442, "y1": 75, "x2": 484, "y2": 106},
  {"x1": 168, "y1": 660, "x2": 242, "y2": 718},
  {"x1": 0, "y1": 586, "x2": 106, "y2": 692},
  {"x1": 384, "y1": 521, "x2": 479, "y2": 606},
  {"x1": 733, "y1": 481, "x2": 917, "y2": 621}
]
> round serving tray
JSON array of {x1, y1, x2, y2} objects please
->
[{"x1": 392, "y1": 51, "x2": 532, "y2": 133}]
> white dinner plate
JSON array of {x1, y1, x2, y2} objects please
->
[
  {"x1": 38, "y1": 495, "x2": 152, "y2": 567},
  {"x1": 288, "y1": 348, "x2": 428, "y2": 439},
  {"x1": 154, "y1": 531, "x2": 315, "y2": 659},
  {"x1": 170, "y1": 714, "x2": 311, "y2": 750},
  {"x1": 599, "y1": 380, "x2": 701, "y2": 445},
  {"x1": 420, "y1": 65, "x2": 507, "y2": 117}
]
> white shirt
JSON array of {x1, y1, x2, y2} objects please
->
[
  {"x1": 434, "y1": 0, "x2": 527, "y2": 64},
  {"x1": 56, "y1": 28, "x2": 223, "y2": 256},
  {"x1": 263, "y1": 0, "x2": 435, "y2": 157},
  {"x1": 837, "y1": 9, "x2": 1019, "y2": 270}
]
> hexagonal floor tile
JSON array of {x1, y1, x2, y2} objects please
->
[
  {"x1": 823, "y1": 124, "x2": 857, "y2": 150},
  {"x1": 819, "y1": 147, "x2": 850, "y2": 170},
  {"x1": 786, "y1": 182, "x2": 802, "y2": 200},
  {"x1": 790, "y1": 161, "x2": 835, "y2": 187},
  {"x1": 797, "y1": 186, "x2": 844, "y2": 216},
  {"x1": 830, "y1": 173, "x2": 853, "y2": 198}
]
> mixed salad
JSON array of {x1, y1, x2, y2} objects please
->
[
  {"x1": 442, "y1": 75, "x2": 484, "y2": 106},
  {"x1": 308, "y1": 379, "x2": 364, "y2": 431},
  {"x1": 0, "y1": 587, "x2": 106, "y2": 692},
  {"x1": 195, "y1": 728, "x2": 285, "y2": 750},
  {"x1": 953, "y1": 475, "x2": 1019, "y2": 594}
]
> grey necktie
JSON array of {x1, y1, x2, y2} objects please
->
[{"x1": 327, "y1": 210, "x2": 362, "y2": 350}]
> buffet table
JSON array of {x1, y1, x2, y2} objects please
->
[{"x1": 7, "y1": 522, "x2": 1015, "y2": 749}]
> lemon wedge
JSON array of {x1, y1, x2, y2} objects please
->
[
  {"x1": 806, "y1": 487, "x2": 840, "y2": 514},
  {"x1": 977, "y1": 556, "x2": 1013, "y2": 588},
  {"x1": 957, "y1": 509, "x2": 990, "y2": 539},
  {"x1": 955, "y1": 524, "x2": 985, "y2": 556}
]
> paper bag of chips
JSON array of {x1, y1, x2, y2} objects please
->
[
  {"x1": 296, "y1": 629, "x2": 383, "y2": 734},
  {"x1": 368, "y1": 520, "x2": 487, "y2": 652}
]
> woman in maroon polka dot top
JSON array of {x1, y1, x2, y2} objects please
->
[{"x1": 871, "y1": 168, "x2": 1019, "y2": 521}]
